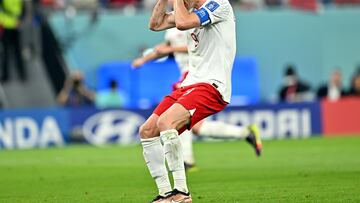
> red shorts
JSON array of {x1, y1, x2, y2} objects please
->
[{"x1": 153, "y1": 83, "x2": 228, "y2": 134}]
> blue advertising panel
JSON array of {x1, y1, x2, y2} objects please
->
[
  {"x1": 97, "y1": 57, "x2": 261, "y2": 108},
  {"x1": 0, "y1": 108, "x2": 69, "y2": 149},
  {"x1": 210, "y1": 102, "x2": 322, "y2": 139}
]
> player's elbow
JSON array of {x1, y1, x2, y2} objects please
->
[
  {"x1": 149, "y1": 21, "x2": 160, "y2": 31},
  {"x1": 175, "y1": 19, "x2": 197, "y2": 30},
  {"x1": 149, "y1": 23, "x2": 157, "y2": 31},
  {"x1": 175, "y1": 22, "x2": 189, "y2": 31},
  {"x1": 149, "y1": 26, "x2": 157, "y2": 31},
  {"x1": 149, "y1": 24, "x2": 162, "y2": 32}
]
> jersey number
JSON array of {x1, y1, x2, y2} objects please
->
[{"x1": 191, "y1": 33, "x2": 199, "y2": 47}]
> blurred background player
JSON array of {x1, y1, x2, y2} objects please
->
[{"x1": 132, "y1": 26, "x2": 262, "y2": 171}]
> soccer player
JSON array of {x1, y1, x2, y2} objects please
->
[
  {"x1": 139, "y1": 0, "x2": 261, "y2": 201},
  {"x1": 133, "y1": 28, "x2": 262, "y2": 170}
]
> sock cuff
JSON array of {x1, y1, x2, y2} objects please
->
[
  {"x1": 141, "y1": 137, "x2": 161, "y2": 147},
  {"x1": 160, "y1": 129, "x2": 178, "y2": 142}
]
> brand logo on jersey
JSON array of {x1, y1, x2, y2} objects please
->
[
  {"x1": 205, "y1": 1, "x2": 220, "y2": 12},
  {"x1": 82, "y1": 110, "x2": 145, "y2": 146}
]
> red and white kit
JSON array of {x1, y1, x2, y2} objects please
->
[
  {"x1": 154, "y1": 0, "x2": 236, "y2": 133},
  {"x1": 154, "y1": 82, "x2": 227, "y2": 134}
]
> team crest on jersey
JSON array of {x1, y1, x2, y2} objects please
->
[{"x1": 205, "y1": 1, "x2": 220, "y2": 12}]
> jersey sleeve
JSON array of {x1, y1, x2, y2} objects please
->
[{"x1": 193, "y1": 0, "x2": 230, "y2": 26}]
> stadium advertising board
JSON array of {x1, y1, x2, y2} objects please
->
[
  {"x1": 71, "y1": 102, "x2": 322, "y2": 145},
  {"x1": 0, "y1": 108, "x2": 69, "y2": 149},
  {"x1": 322, "y1": 98, "x2": 360, "y2": 136},
  {"x1": 70, "y1": 108, "x2": 153, "y2": 146},
  {"x1": 0, "y1": 101, "x2": 322, "y2": 149},
  {"x1": 212, "y1": 102, "x2": 322, "y2": 139}
]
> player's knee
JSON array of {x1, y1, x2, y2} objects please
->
[
  {"x1": 157, "y1": 115, "x2": 173, "y2": 132},
  {"x1": 139, "y1": 123, "x2": 157, "y2": 139}
]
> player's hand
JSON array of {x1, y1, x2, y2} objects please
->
[
  {"x1": 154, "y1": 44, "x2": 173, "y2": 55},
  {"x1": 132, "y1": 58, "x2": 145, "y2": 68}
]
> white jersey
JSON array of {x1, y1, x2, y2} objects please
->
[
  {"x1": 181, "y1": 0, "x2": 236, "y2": 103},
  {"x1": 165, "y1": 28, "x2": 190, "y2": 74}
]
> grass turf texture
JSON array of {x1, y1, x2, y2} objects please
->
[{"x1": 0, "y1": 136, "x2": 360, "y2": 203}]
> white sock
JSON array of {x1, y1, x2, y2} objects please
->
[
  {"x1": 198, "y1": 121, "x2": 249, "y2": 139},
  {"x1": 179, "y1": 130, "x2": 195, "y2": 165},
  {"x1": 160, "y1": 129, "x2": 189, "y2": 193},
  {"x1": 141, "y1": 137, "x2": 172, "y2": 196}
]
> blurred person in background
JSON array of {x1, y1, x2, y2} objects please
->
[
  {"x1": 279, "y1": 64, "x2": 312, "y2": 102},
  {"x1": 0, "y1": 0, "x2": 26, "y2": 82},
  {"x1": 317, "y1": 69, "x2": 346, "y2": 101},
  {"x1": 348, "y1": 72, "x2": 360, "y2": 96},
  {"x1": 57, "y1": 70, "x2": 95, "y2": 107},
  {"x1": 95, "y1": 79, "x2": 127, "y2": 108}
]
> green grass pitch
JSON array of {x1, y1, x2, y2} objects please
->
[{"x1": 0, "y1": 136, "x2": 359, "y2": 202}]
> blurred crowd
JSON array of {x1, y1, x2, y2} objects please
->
[
  {"x1": 1, "y1": 0, "x2": 360, "y2": 110},
  {"x1": 278, "y1": 64, "x2": 360, "y2": 103}
]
